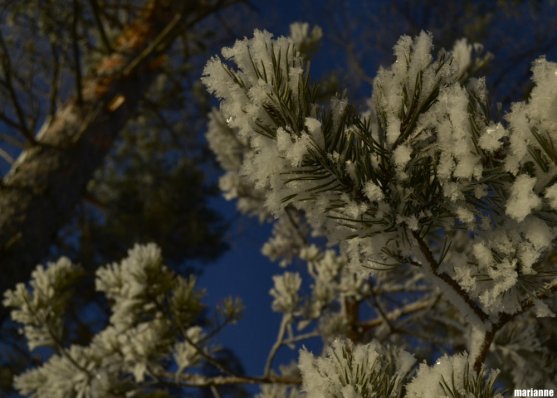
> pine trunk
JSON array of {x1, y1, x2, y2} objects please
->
[{"x1": 0, "y1": 0, "x2": 215, "y2": 295}]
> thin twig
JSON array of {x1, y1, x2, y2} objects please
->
[
  {"x1": 158, "y1": 372, "x2": 300, "y2": 387},
  {"x1": 210, "y1": 386, "x2": 222, "y2": 398},
  {"x1": 151, "y1": 292, "x2": 240, "y2": 379},
  {"x1": 0, "y1": 109, "x2": 26, "y2": 133},
  {"x1": 282, "y1": 330, "x2": 320, "y2": 345},
  {"x1": 123, "y1": 0, "x2": 240, "y2": 77},
  {"x1": 0, "y1": 32, "x2": 34, "y2": 143},
  {"x1": 264, "y1": 314, "x2": 289, "y2": 376},
  {"x1": 72, "y1": 0, "x2": 84, "y2": 104},
  {"x1": 0, "y1": 147, "x2": 14, "y2": 164},
  {"x1": 371, "y1": 294, "x2": 396, "y2": 333},
  {"x1": 121, "y1": 12, "x2": 185, "y2": 76},
  {"x1": 359, "y1": 295, "x2": 438, "y2": 333},
  {"x1": 87, "y1": 0, "x2": 113, "y2": 52},
  {"x1": 48, "y1": 42, "x2": 61, "y2": 121},
  {"x1": 20, "y1": 292, "x2": 91, "y2": 377}
]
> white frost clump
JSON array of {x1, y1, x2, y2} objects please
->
[
  {"x1": 544, "y1": 182, "x2": 557, "y2": 209},
  {"x1": 270, "y1": 272, "x2": 302, "y2": 314},
  {"x1": 421, "y1": 84, "x2": 482, "y2": 181},
  {"x1": 262, "y1": 212, "x2": 309, "y2": 267},
  {"x1": 8, "y1": 244, "x2": 208, "y2": 397},
  {"x1": 277, "y1": 127, "x2": 314, "y2": 167},
  {"x1": 14, "y1": 346, "x2": 100, "y2": 398},
  {"x1": 374, "y1": 32, "x2": 434, "y2": 146},
  {"x1": 305, "y1": 117, "x2": 325, "y2": 150},
  {"x1": 363, "y1": 180, "x2": 384, "y2": 201},
  {"x1": 207, "y1": 110, "x2": 268, "y2": 219},
  {"x1": 451, "y1": 39, "x2": 480, "y2": 76},
  {"x1": 505, "y1": 59, "x2": 557, "y2": 174},
  {"x1": 525, "y1": 58, "x2": 557, "y2": 129},
  {"x1": 289, "y1": 22, "x2": 322, "y2": 55},
  {"x1": 453, "y1": 216, "x2": 554, "y2": 315},
  {"x1": 96, "y1": 243, "x2": 173, "y2": 331},
  {"x1": 3, "y1": 257, "x2": 82, "y2": 350},
  {"x1": 298, "y1": 339, "x2": 414, "y2": 398},
  {"x1": 505, "y1": 174, "x2": 541, "y2": 222},
  {"x1": 406, "y1": 353, "x2": 501, "y2": 398},
  {"x1": 479, "y1": 123, "x2": 506, "y2": 152},
  {"x1": 202, "y1": 26, "x2": 312, "y2": 215},
  {"x1": 174, "y1": 326, "x2": 206, "y2": 374},
  {"x1": 393, "y1": 144, "x2": 412, "y2": 169}
]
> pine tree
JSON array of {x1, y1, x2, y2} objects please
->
[{"x1": 4, "y1": 9, "x2": 557, "y2": 398}]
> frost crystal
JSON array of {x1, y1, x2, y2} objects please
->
[
  {"x1": 479, "y1": 123, "x2": 506, "y2": 152},
  {"x1": 298, "y1": 339, "x2": 414, "y2": 398},
  {"x1": 270, "y1": 272, "x2": 302, "y2": 314},
  {"x1": 406, "y1": 353, "x2": 501, "y2": 398},
  {"x1": 505, "y1": 174, "x2": 541, "y2": 222}
]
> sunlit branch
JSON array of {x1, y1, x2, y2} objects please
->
[
  {"x1": 264, "y1": 314, "x2": 289, "y2": 376},
  {"x1": 161, "y1": 372, "x2": 301, "y2": 387},
  {"x1": 359, "y1": 295, "x2": 439, "y2": 334}
]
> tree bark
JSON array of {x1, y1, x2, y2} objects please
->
[{"x1": 0, "y1": 0, "x2": 229, "y2": 295}]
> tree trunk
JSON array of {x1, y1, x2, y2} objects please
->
[{"x1": 0, "y1": 0, "x2": 226, "y2": 295}]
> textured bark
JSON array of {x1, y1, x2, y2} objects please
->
[{"x1": 0, "y1": 0, "x2": 225, "y2": 294}]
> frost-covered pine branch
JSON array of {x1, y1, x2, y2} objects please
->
[
  {"x1": 3, "y1": 244, "x2": 246, "y2": 397},
  {"x1": 203, "y1": 22, "x2": 557, "y2": 395}
]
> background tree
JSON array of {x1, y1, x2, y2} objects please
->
[
  {"x1": 0, "y1": 0, "x2": 241, "y2": 294},
  {"x1": 0, "y1": 0, "x2": 254, "y2": 395}
]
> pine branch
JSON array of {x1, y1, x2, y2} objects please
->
[
  {"x1": 358, "y1": 295, "x2": 439, "y2": 334},
  {"x1": 164, "y1": 373, "x2": 301, "y2": 387},
  {"x1": 264, "y1": 314, "x2": 289, "y2": 376},
  {"x1": 412, "y1": 230, "x2": 489, "y2": 323},
  {"x1": 473, "y1": 279, "x2": 557, "y2": 372}
]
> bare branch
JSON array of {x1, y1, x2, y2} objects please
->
[
  {"x1": 0, "y1": 109, "x2": 27, "y2": 133},
  {"x1": 0, "y1": 32, "x2": 34, "y2": 143},
  {"x1": 87, "y1": 0, "x2": 113, "y2": 53},
  {"x1": 162, "y1": 373, "x2": 301, "y2": 387},
  {"x1": 48, "y1": 42, "x2": 61, "y2": 121},
  {"x1": 72, "y1": 0, "x2": 84, "y2": 104},
  {"x1": 359, "y1": 295, "x2": 439, "y2": 333},
  {"x1": 0, "y1": 132, "x2": 24, "y2": 148},
  {"x1": 264, "y1": 314, "x2": 289, "y2": 376},
  {"x1": 0, "y1": 147, "x2": 14, "y2": 164}
]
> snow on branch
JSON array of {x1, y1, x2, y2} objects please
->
[{"x1": 204, "y1": 24, "x2": 557, "y2": 394}]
